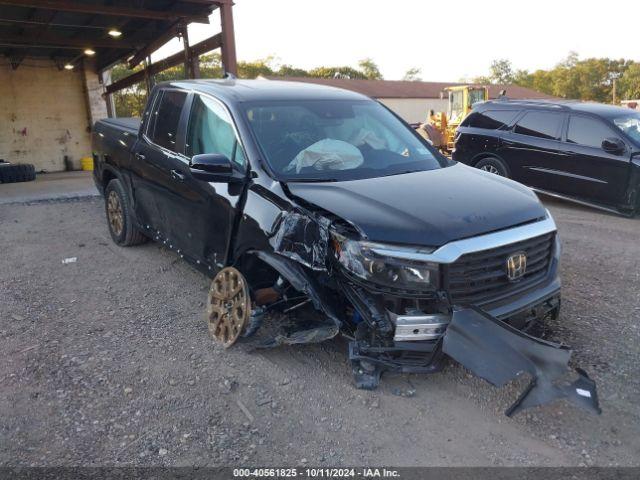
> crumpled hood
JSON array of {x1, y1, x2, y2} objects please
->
[{"x1": 286, "y1": 163, "x2": 547, "y2": 247}]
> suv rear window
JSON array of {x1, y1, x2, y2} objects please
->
[
  {"x1": 463, "y1": 110, "x2": 517, "y2": 130},
  {"x1": 513, "y1": 111, "x2": 562, "y2": 140}
]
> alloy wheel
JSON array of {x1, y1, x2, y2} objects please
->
[
  {"x1": 481, "y1": 164, "x2": 502, "y2": 176},
  {"x1": 107, "y1": 190, "x2": 124, "y2": 236},
  {"x1": 207, "y1": 267, "x2": 251, "y2": 348}
]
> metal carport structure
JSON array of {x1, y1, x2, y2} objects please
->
[
  {"x1": 0, "y1": 0, "x2": 237, "y2": 94},
  {"x1": 0, "y1": 0, "x2": 237, "y2": 171}
]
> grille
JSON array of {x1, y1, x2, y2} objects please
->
[{"x1": 447, "y1": 232, "x2": 555, "y2": 305}]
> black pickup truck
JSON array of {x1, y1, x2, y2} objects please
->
[{"x1": 92, "y1": 79, "x2": 600, "y2": 416}]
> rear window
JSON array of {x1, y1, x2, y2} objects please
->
[
  {"x1": 513, "y1": 111, "x2": 562, "y2": 140},
  {"x1": 149, "y1": 90, "x2": 188, "y2": 152},
  {"x1": 463, "y1": 110, "x2": 518, "y2": 130}
]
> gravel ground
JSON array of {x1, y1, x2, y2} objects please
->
[{"x1": 0, "y1": 196, "x2": 638, "y2": 467}]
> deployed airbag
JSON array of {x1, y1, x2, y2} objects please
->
[{"x1": 285, "y1": 139, "x2": 363, "y2": 173}]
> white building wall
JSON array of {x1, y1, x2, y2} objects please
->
[
  {"x1": 0, "y1": 59, "x2": 99, "y2": 172},
  {"x1": 378, "y1": 98, "x2": 448, "y2": 124}
]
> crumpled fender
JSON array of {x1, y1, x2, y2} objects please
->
[
  {"x1": 271, "y1": 211, "x2": 331, "y2": 271},
  {"x1": 249, "y1": 251, "x2": 340, "y2": 347},
  {"x1": 443, "y1": 307, "x2": 601, "y2": 416}
]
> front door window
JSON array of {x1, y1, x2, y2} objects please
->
[{"x1": 186, "y1": 95, "x2": 246, "y2": 167}]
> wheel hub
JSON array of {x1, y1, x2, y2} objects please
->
[
  {"x1": 107, "y1": 190, "x2": 124, "y2": 236},
  {"x1": 207, "y1": 267, "x2": 251, "y2": 348}
]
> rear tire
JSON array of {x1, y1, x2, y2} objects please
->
[
  {"x1": 0, "y1": 163, "x2": 36, "y2": 183},
  {"x1": 104, "y1": 179, "x2": 148, "y2": 246},
  {"x1": 475, "y1": 157, "x2": 510, "y2": 178}
]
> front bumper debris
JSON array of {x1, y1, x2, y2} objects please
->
[{"x1": 442, "y1": 307, "x2": 601, "y2": 416}]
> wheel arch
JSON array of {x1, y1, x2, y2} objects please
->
[{"x1": 101, "y1": 165, "x2": 120, "y2": 190}]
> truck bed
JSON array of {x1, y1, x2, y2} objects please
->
[{"x1": 98, "y1": 117, "x2": 141, "y2": 135}]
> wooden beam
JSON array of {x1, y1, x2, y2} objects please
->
[
  {"x1": 0, "y1": 32, "x2": 138, "y2": 49},
  {"x1": 127, "y1": 20, "x2": 184, "y2": 68},
  {"x1": 105, "y1": 33, "x2": 222, "y2": 94},
  {"x1": 219, "y1": 1, "x2": 237, "y2": 76},
  {"x1": 0, "y1": 1, "x2": 211, "y2": 23},
  {"x1": 181, "y1": 25, "x2": 197, "y2": 79}
]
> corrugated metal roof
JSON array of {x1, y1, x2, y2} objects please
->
[{"x1": 0, "y1": 1, "x2": 220, "y2": 71}]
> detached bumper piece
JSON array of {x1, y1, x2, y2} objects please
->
[
  {"x1": 443, "y1": 307, "x2": 601, "y2": 417},
  {"x1": 349, "y1": 340, "x2": 445, "y2": 390}
]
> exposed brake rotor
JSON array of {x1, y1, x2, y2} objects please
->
[{"x1": 207, "y1": 267, "x2": 251, "y2": 348}]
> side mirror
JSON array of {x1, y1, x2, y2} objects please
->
[
  {"x1": 190, "y1": 153, "x2": 243, "y2": 183},
  {"x1": 602, "y1": 137, "x2": 625, "y2": 155}
]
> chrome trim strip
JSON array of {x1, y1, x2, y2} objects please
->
[
  {"x1": 531, "y1": 188, "x2": 624, "y2": 215},
  {"x1": 370, "y1": 213, "x2": 556, "y2": 264},
  {"x1": 525, "y1": 166, "x2": 608, "y2": 184}
]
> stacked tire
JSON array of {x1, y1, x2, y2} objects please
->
[{"x1": 0, "y1": 162, "x2": 36, "y2": 183}]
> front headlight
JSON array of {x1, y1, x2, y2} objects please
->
[{"x1": 331, "y1": 233, "x2": 440, "y2": 291}]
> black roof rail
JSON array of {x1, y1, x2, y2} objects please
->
[{"x1": 485, "y1": 98, "x2": 575, "y2": 110}]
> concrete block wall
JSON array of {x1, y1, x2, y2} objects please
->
[{"x1": 0, "y1": 59, "x2": 103, "y2": 172}]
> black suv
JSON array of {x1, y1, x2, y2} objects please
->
[{"x1": 453, "y1": 100, "x2": 640, "y2": 216}]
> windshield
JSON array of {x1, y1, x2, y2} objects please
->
[
  {"x1": 469, "y1": 89, "x2": 486, "y2": 108},
  {"x1": 243, "y1": 100, "x2": 444, "y2": 182},
  {"x1": 612, "y1": 113, "x2": 640, "y2": 144}
]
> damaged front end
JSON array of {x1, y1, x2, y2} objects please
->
[{"x1": 226, "y1": 207, "x2": 600, "y2": 417}]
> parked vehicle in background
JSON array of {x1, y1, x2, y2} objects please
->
[
  {"x1": 417, "y1": 85, "x2": 488, "y2": 153},
  {"x1": 90, "y1": 80, "x2": 600, "y2": 416},
  {"x1": 453, "y1": 100, "x2": 640, "y2": 216}
]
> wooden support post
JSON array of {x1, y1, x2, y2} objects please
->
[
  {"x1": 144, "y1": 55, "x2": 154, "y2": 94},
  {"x1": 219, "y1": 1, "x2": 237, "y2": 76},
  {"x1": 180, "y1": 24, "x2": 200, "y2": 79}
]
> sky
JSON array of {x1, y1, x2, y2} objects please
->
[{"x1": 156, "y1": 0, "x2": 640, "y2": 82}]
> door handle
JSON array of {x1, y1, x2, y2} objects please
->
[
  {"x1": 135, "y1": 153, "x2": 146, "y2": 161},
  {"x1": 170, "y1": 169, "x2": 185, "y2": 181}
]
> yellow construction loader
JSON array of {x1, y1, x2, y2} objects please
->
[{"x1": 417, "y1": 85, "x2": 489, "y2": 154}]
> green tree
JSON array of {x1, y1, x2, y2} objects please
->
[
  {"x1": 488, "y1": 59, "x2": 514, "y2": 84},
  {"x1": 238, "y1": 56, "x2": 276, "y2": 79},
  {"x1": 107, "y1": 56, "x2": 394, "y2": 116},
  {"x1": 473, "y1": 52, "x2": 640, "y2": 103},
  {"x1": 276, "y1": 64, "x2": 310, "y2": 77},
  {"x1": 358, "y1": 58, "x2": 383, "y2": 80},
  {"x1": 619, "y1": 63, "x2": 640, "y2": 99},
  {"x1": 402, "y1": 67, "x2": 422, "y2": 81},
  {"x1": 308, "y1": 65, "x2": 368, "y2": 79}
]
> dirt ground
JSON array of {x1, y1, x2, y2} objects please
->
[{"x1": 0, "y1": 195, "x2": 638, "y2": 467}]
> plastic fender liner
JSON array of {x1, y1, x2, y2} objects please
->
[
  {"x1": 442, "y1": 307, "x2": 601, "y2": 417},
  {"x1": 250, "y1": 251, "x2": 340, "y2": 346}
]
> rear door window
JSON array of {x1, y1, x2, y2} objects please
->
[
  {"x1": 513, "y1": 111, "x2": 562, "y2": 140},
  {"x1": 149, "y1": 90, "x2": 188, "y2": 152},
  {"x1": 464, "y1": 110, "x2": 518, "y2": 129},
  {"x1": 567, "y1": 115, "x2": 617, "y2": 149}
]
